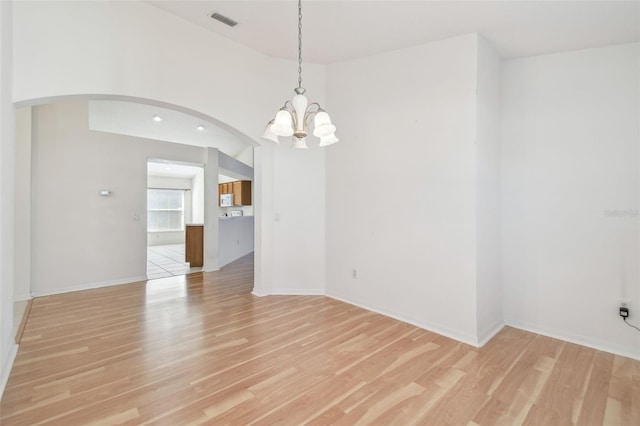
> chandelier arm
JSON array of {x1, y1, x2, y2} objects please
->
[{"x1": 303, "y1": 103, "x2": 323, "y2": 127}]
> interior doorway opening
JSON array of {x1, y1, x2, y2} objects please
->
[{"x1": 146, "y1": 160, "x2": 204, "y2": 280}]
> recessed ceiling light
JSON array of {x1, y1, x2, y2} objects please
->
[
  {"x1": 153, "y1": 115, "x2": 163, "y2": 122},
  {"x1": 197, "y1": 125, "x2": 205, "y2": 131}
]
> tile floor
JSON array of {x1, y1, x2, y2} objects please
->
[{"x1": 147, "y1": 244, "x2": 202, "y2": 280}]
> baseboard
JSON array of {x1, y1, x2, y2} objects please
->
[
  {"x1": 326, "y1": 291, "x2": 479, "y2": 347},
  {"x1": 31, "y1": 275, "x2": 149, "y2": 297},
  {"x1": 14, "y1": 299, "x2": 34, "y2": 344},
  {"x1": 477, "y1": 321, "x2": 506, "y2": 348},
  {"x1": 252, "y1": 289, "x2": 269, "y2": 297},
  {"x1": 0, "y1": 342, "x2": 18, "y2": 399},
  {"x1": 270, "y1": 288, "x2": 325, "y2": 296},
  {"x1": 506, "y1": 319, "x2": 640, "y2": 361},
  {"x1": 13, "y1": 293, "x2": 32, "y2": 302}
]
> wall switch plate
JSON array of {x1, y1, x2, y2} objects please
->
[{"x1": 352, "y1": 269, "x2": 357, "y2": 279}]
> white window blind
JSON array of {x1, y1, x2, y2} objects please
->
[{"x1": 147, "y1": 189, "x2": 184, "y2": 232}]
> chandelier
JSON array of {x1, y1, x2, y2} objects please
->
[{"x1": 262, "y1": 0, "x2": 338, "y2": 149}]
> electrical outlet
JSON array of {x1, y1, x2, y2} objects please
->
[
  {"x1": 620, "y1": 299, "x2": 631, "y2": 319},
  {"x1": 352, "y1": 269, "x2": 358, "y2": 279}
]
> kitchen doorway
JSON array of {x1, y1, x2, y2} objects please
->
[{"x1": 147, "y1": 160, "x2": 204, "y2": 279}]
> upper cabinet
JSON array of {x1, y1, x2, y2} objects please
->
[
  {"x1": 219, "y1": 180, "x2": 252, "y2": 206},
  {"x1": 218, "y1": 182, "x2": 232, "y2": 205},
  {"x1": 232, "y1": 180, "x2": 252, "y2": 206}
]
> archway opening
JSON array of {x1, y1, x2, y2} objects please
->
[{"x1": 13, "y1": 94, "x2": 264, "y2": 317}]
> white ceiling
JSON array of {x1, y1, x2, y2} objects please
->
[
  {"x1": 148, "y1": 1, "x2": 640, "y2": 64},
  {"x1": 88, "y1": 100, "x2": 255, "y2": 161}
]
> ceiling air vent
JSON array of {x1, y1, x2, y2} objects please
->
[{"x1": 211, "y1": 12, "x2": 238, "y2": 27}]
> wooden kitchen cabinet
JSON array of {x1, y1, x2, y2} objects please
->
[
  {"x1": 185, "y1": 224, "x2": 203, "y2": 267},
  {"x1": 232, "y1": 180, "x2": 252, "y2": 206},
  {"x1": 219, "y1": 183, "x2": 233, "y2": 206}
]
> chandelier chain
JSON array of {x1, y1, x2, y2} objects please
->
[{"x1": 297, "y1": 0, "x2": 303, "y2": 90}]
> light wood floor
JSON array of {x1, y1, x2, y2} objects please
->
[{"x1": 1, "y1": 254, "x2": 638, "y2": 425}]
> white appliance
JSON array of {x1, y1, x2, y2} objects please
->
[{"x1": 220, "y1": 193, "x2": 233, "y2": 207}]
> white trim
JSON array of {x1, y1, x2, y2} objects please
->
[
  {"x1": 506, "y1": 320, "x2": 640, "y2": 361},
  {"x1": 13, "y1": 293, "x2": 32, "y2": 302},
  {"x1": 0, "y1": 343, "x2": 18, "y2": 399},
  {"x1": 326, "y1": 291, "x2": 480, "y2": 347},
  {"x1": 251, "y1": 289, "x2": 269, "y2": 297},
  {"x1": 477, "y1": 321, "x2": 506, "y2": 348},
  {"x1": 270, "y1": 288, "x2": 325, "y2": 296},
  {"x1": 31, "y1": 275, "x2": 149, "y2": 297}
]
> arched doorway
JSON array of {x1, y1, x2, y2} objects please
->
[{"x1": 13, "y1": 94, "x2": 265, "y2": 306}]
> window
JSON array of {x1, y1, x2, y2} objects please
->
[{"x1": 147, "y1": 189, "x2": 184, "y2": 232}]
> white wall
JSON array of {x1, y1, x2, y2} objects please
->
[
  {"x1": 253, "y1": 144, "x2": 275, "y2": 297},
  {"x1": 0, "y1": 0, "x2": 16, "y2": 397},
  {"x1": 475, "y1": 37, "x2": 503, "y2": 344},
  {"x1": 219, "y1": 152, "x2": 254, "y2": 180},
  {"x1": 219, "y1": 217, "x2": 255, "y2": 268},
  {"x1": 14, "y1": 107, "x2": 31, "y2": 301},
  {"x1": 272, "y1": 145, "x2": 326, "y2": 295},
  {"x1": 30, "y1": 100, "x2": 214, "y2": 296},
  {"x1": 236, "y1": 146, "x2": 254, "y2": 167},
  {"x1": 203, "y1": 148, "x2": 220, "y2": 272},
  {"x1": 192, "y1": 168, "x2": 204, "y2": 224},
  {"x1": 325, "y1": 35, "x2": 480, "y2": 344},
  {"x1": 12, "y1": 0, "x2": 328, "y2": 297},
  {"x1": 501, "y1": 43, "x2": 640, "y2": 359}
]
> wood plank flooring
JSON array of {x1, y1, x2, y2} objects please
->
[{"x1": 1, "y1": 253, "x2": 639, "y2": 425}]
